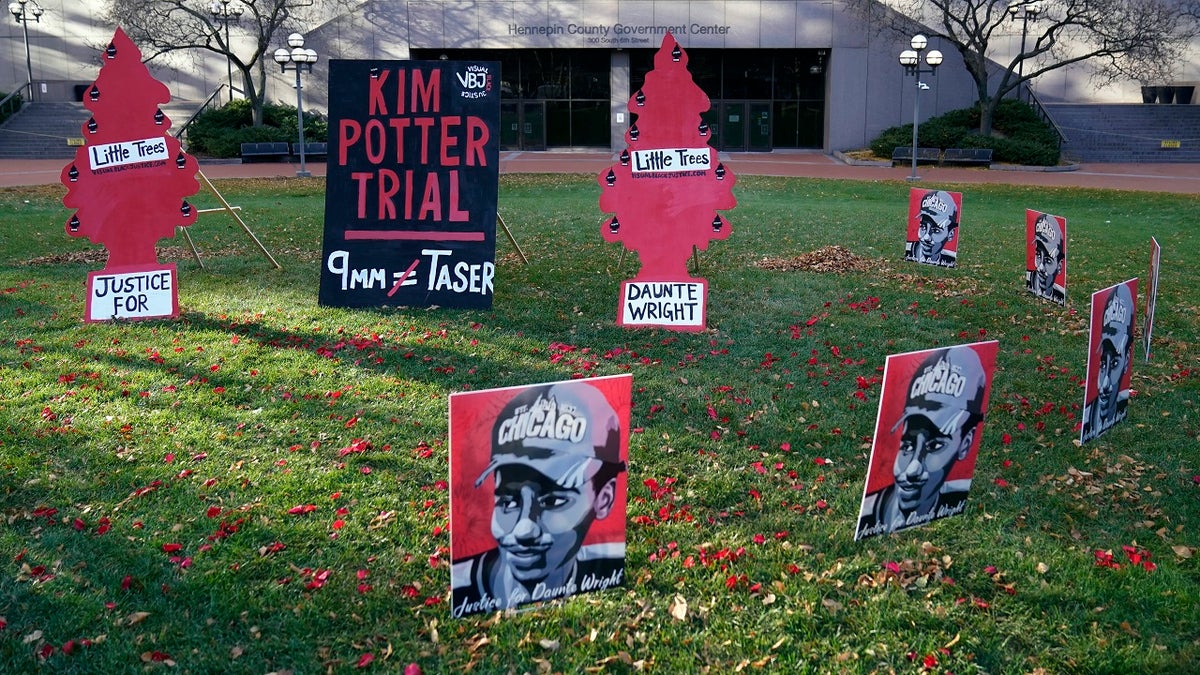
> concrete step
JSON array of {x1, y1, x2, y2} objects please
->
[
  {"x1": 1044, "y1": 103, "x2": 1200, "y2": 163},
  {"x1": 0, "y1": 101, "x2": 208, "y2": 159}
]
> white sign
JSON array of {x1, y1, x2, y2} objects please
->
[
  {"x1": 620, "y1": 281, "x2": 704, "y2": 327},
  {"x1": 88, "y1": 137, "x2": 170, "y2": 171},
  {"x1": 87, "y1": 267, "x2": 177, "y2": 321},
  {"x1": 630, "y1": 147, "x2": 711, "y2": 175}
]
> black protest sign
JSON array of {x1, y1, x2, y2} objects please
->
[{"x1": 319, "y1": 60, "x2": 500, "y2": 309}]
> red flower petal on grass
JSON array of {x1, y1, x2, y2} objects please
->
[
  {"x1": 288, "y1": 504, "x2": 317, "y2": 515},
  {"x1": 161, "y1": 543, "x2": 182, "y2": 553},
  {"x1": 206, "y1": 506, "x2": 221, "y2": 518},
  {"x1": 357, "y1": 653, "x2": 374, "y2": 668}
]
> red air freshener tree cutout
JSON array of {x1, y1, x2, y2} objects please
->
[
  {"x1": 598, "y1": 33, "x2": 736, "y2": 331},
  {"x1": 61, "y1": 28, "x2": 200, "y2": 322}
]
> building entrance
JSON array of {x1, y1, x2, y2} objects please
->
[
  {"x1": 701, "y1": 101, "x2": 773, "y2": 152},
  {"x1": 500, "y1": 101, "x2": 547, "y2": 151}
]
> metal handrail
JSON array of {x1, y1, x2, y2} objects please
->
[
  {"x1": 173, "y1": 85, "x2": 227, "y2": 142},
  {"x1": 1026, "y1": 88, "x2": 1068, "y2": 147},
  {"x1": 0, "y1": 82, "x2": 30, "y2": 123}
]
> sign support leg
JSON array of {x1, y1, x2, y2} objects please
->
[
  {"x1": 497, "y1": 213, "x2": 528, "y2": 265},
  {"x1": 190, "y1": 170, "x2": 283, "y2": 269}
]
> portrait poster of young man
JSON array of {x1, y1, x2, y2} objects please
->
[
  {"x1": 855, "y1": 341, "x2": 998, "y2": 541},
  {"x1": 1025, "y1": 210, "x2": 1068, "y2": 305},
  {"x1": 904, "y1": 189, "x2": 962, "y2": 268},
  {"x1": 449, "y1": 375, "x2": 631, "y2": 618},
  {"x1": 1081, "y1": 279, "x2": 1138, "y2": 444}
]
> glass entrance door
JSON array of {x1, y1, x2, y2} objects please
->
[
  {"x1": 748, "y1": 102, "x2": 772, "y2": 152},
  {"x1": 520, "y1": 101, "x2": 546, "y2": 151},
  {"x1": 721, "y1": 102, "x2": 747, "y2": 152},
  {"x1": 500, "y1": 102, "x2": 519, "y2": 149},
  {"x1": 499, "y1": 101, "x2": 547, "y2": 151}
]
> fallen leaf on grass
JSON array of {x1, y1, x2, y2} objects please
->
[
  {"x1": 668, "y1": 595, "x2": 688, "y2": 621},
  {"x1": 141, "y1": 651, "x2": 176, "y2": 666},
  {"x1": 822, "y1": 597, "x2": 843, "y2": 613},
  {"x1": 1172, "y1": 545, "x2": 1194, "y2": 558}
]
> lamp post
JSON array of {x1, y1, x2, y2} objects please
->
[
  {"x1": 273, "y1": 33, "x2": 318, "y2": 178},
  {"x1": 210, "y1": 0, "x2": 243, "y2": 102},
  {"x1": 8, "y1": 0, "x2": 44, "y2": 102},
  {"x1": 898, "y1": 34, "x2": 943, "y2": 182},
  {"x1": 1008, "y1": 3, "x2": 1040, "y2": 102}
]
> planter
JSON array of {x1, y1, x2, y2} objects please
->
[
  {"x1": 1175, "y1": 86, "x2": 1195, "y2": 105},
  {"x1": 1155, "y1": 86, "x2": 1176, "y2": 104},
  {"x1": 1141, "y1": 86, "x2": 1157, "y2": 104}
]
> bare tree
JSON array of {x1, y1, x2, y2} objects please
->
[
  {"x1": 853, "y1": 0, "x2": 1200, "y2": 135},
  {"x1": 106, "y1": 0, "x2": 333, "y2": 126}
]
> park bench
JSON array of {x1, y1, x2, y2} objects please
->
[
  {"x1": 941, "y1": 148, "x2": 993, "y2": 167},
  {"x1": 239, "y1": 142, "x2": 291, "y2": 163},
  {"x1": 892, "y1": 146, "x2": 940, "y2": 166},
  {"x1": 293, "y1": 142, "x2": 328, "y2": 159}
]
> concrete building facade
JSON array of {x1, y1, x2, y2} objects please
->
[{"x1": 3, "y1": 0, "x2": 1196, "y2": 153}]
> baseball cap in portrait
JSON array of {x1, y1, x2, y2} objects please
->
[
  {"x1": 476, "y1": 382, "x2": 622, "y2": 489},
  {"x1": 1033, "y1": 214, "x2": 1063, "y2": 251},
  {"x1": 895, "y1": 347, "x2": 986, "y2": 436},
  {"x1": 1100, "y1": 283, "x2": 1134, "y2": 354},
  {"x1": 919, "y1": 191, "x2": 958, "y2": 227}
]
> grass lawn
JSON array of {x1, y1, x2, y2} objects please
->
[{"x1": 1, "y1": 173, "x2": 1198, "y2": 673}]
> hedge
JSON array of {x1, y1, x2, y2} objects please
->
[{"x1": 868, "y1": 100, "x2": 1061, "y2": 166}]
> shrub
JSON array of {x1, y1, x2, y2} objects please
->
[
  {"x1": 869, "y1": 125, "x2": 914, "y2": 157},
  {"x1": 184, "y1": 100, "x2": 328, "y2": 158},
  {"x1": 866, "y1": 100, "x2": 1061, "y2": 166},
  {"x1": 917, "y1": 117, "x2": 968, "y2": 149}
]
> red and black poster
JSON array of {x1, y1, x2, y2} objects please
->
[
  {"x1": 904, "y1": 189, "x2": 962, "y2": 268},
  {"x1": 61, "y1": 28, "x2": 200, "y2": 322},
  {"x1": 855, "y1": 341, "x2": 998, "y2": 540},
  {"x1": 449, "y1": 375, "x2": 631, "y2": 618},
  {"x1": 598, "y1": 33, "x2": 736, "y2": 331},
  {"x1": 1143, "y1": 238, "x2": 1161, "y2": 361},
  {"x1": 1025, "y1": 210, "x2": 1067, "y2": 305},
  {"x1": 319, "y1": 60, "x2": 500, "y2": 309},
  {"x1": 1081, "y1": 279, "x2": 1138, "y2": 444}
]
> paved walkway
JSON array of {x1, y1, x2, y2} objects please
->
[{"x1": 2, "y1": 151, "x2": 1197, "y2": 193}]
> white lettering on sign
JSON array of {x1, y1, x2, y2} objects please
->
[
  {"x1": 89, "y1": 268, "x2": 175, "y2": 321},
  {"x1": 323, "y1": 249, "x2": 494, "y2": 297},
  {"x1": 88, "y1": 137, "x2": 169, "y2": 170},
  {"x1": 631, "y1": 148, "x2": 711, "y2": 174},
  {"x1": 622, "y1": 282, "x2": 703, "y2": 327}
]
